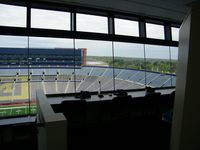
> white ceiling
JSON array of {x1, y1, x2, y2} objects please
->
[{"x1": 39, "y1": 0, "x2": 197, "y2": 23}]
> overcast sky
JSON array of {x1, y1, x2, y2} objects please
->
[{"x1": 0, "y1": 3, "x2": 179, "y2": 60}]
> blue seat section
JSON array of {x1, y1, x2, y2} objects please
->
[
  {"x1": 0, "y1": 69, "x2": 18, "y2": 76},
  {"x1": 162, "y1": 75, "x2": 176, "y2": 87},
  {"x1": 60, "y1": 69, "x2": 74, "y2": 75},
  {"x1": 162, "y1": 77, "x2": 172, "y2": 87},
  {"x1": 113, "y1": 68, "x2": 123, "y2": 77},
  {"x1": 172, "y1": 76, "x2": 176, "y2": 86},
  {"x1": 45, "y1": 69, "x2": 57, "y2": 75},
  {"x1": 129, "y1": 71, "x2": 145, "y2": 82},
  {"x1": 90, "y1": 67, "x2": 106, "y2": 76},
  {"x1": 32, "y1": 69, "x2": 44, "y2": 75},
  {"x1": 149, "y1": 74, "x2": 171, "y2": 87},
  {"x1": 102, "y1": 68, "x2": 114, "y2": 78},
  {"x1": 19, "y1": 69, "x2": 28, "y2": 75},
  {"x1": 116, "y1": 69, "x2": 138, "y2": 80},
  {"x1": 140, "y1": 72, "x2": 160, "y2": 84},
  {"x1": 75, "y1": 67, "x2": 92, "y2": 76}
]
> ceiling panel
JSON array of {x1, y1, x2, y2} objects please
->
[{"x1": 36, "y1": 0, "x2": 196, "y2": 22}]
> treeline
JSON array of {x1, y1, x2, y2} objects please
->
[{"x1": 87, "y1": 56, "x2": 177, "y2": 74}]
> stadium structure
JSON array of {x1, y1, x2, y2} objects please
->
[
  {"x1": 0, "y1": 47, "x2": 87, "y2": 66},
  {"x1": 0, "y1": 1, "x2": 199, "y2": 150},
  {"x1": 0, "y1": 47, "x2": 176, "y2": 117}
]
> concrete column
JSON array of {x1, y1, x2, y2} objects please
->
[{"x1": 170, "y1": 2, "x2": 200, "y2": 150}]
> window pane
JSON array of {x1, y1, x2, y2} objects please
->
[
  {"x1": 29, "y1": 37, "x2": 74, "y2": 94},
  {"x1": 145, "y1": 45, "x2": 171, "y2": 87},
  {"x1": 170, "y1": 47, "x2": 178, "y2": 74},
  {"x1": 171, "y1": 27, "x2": 179, "y2": 41},
  {"x1": 77, "y1": 13, "x2": 108, "y2": 33},
  {"x1": 115, "y1": 18, "x2": 139, "y2": 36},
  {"x1": 113, "y1": 42, "x2": 145, "y2": 90},
  {"x1": 146, "y1": 23, "x2": 164, "y2": 39},
  {"x1": 0, "y1": 35, "x2": 31, "y2": 118},
  {"x1": 75, "y1": 39, "x2": 113, "y2": 92},
  {"x1": 0, "y1": 4, "x2": 26, "y2": 27},
  {"x1": 170, "y1": 46, "x2": 178, "y2": 86},
  {"x1": 31, "y1": 8, "x2": 70, "y2": 30}
]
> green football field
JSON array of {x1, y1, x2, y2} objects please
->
[
  {"x1": 0, "y1": 76, "x2": 37, "y2": 118},
  {"x1": 0, "y1": 105, "x2": 37, "y2": 118}
]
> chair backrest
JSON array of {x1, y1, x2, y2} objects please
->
[
  {"x1": 61, "y1": 100, "x2": 87, "y2": 125},
  {"x1": 112, "y1": 95, "x2": 132, "y2": 110},
  {"x1": 131, "y1": 94, "x2": 162, "y2": 121},
  {"x1": 111, "y1": 95, "x2": 133, "y2": 121},
  {"x1": 144, "y1": 92, "x2": 161, "y2": 103}
]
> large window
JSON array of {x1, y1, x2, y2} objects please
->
[
  {"x1": 76, "y1": 13, "x2": 108, "y2": 33},
  {"x1": 171, "y1": 27, "x2": 179, "y2": 41},
  {"x1": 146, "y1": 23, "x2": 164, "y2": 39},
  {"x1": 114, "y1": 42, "x2": 145, "y2": 90},
  {"x1": 29, "y1": 37, "x2": 74, "y2": 95},
  {"x1": 0, "y1": 2, "x2": 179, "y2": 119},
  {"x1": 114, "y1": 18, "x2": 139, "y2": 36},
  {"x1": 0, "y1": 35, "x2": 31, "y2": 118},
  {"x1": 145, "y1": 45, "x2": 171, "y2": 87},
  {"x1": 0, "y1": 4, "x2": 26, "y2": 27},
  {"x1": 170, "y1": 47, "x2": 178, "y2": 74},
  {"x1": 31, "y1": 8, "x2": 70, "y2": 30},
  {"x1": 75, "y1": 39, "x2": 113, "y2": 92}
]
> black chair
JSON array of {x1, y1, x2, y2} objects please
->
[
  {"x1": 61, "y1": 100, "x2": 87, "y2": 150},
  {"x1": 61, "y1": 99, "x2": 87, "y2": 126},
  {"x1": 111, "y1": 95, "x2": 132, "y2": 122},
  {"x1": 129, "y1": 94, "x2": 162, "y2": 150}
]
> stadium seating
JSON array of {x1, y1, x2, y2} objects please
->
[
  {"x1": 140, "y1": 72, "x2": 160, "y2": 84},
  {"x1": 129, "y1": 71, "x2": 145, "y2": 82},
  {"x1": 90, "y1": 67, "x2": 106, "y2": 76},
  {"x1": 2, "y1": 66, "x2": 176, "y2": 102},
  {"x1": 101, "y1": 68, "x2": 113, "y2": 78},
  {"x1": 149, "y1": 74, "x2": 171, "y2": 87},
  {"x1": 116, "y1": 69, "x2": 138, "y2": 80}
]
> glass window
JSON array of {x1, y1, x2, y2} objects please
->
[
  {"x1": 31, "y1": 8, "x2": 70, "y2": 30},
  {"x1": 29, "y1": 37, "x2": 74, "y2": 94},
  {"x1": 0, "y1": 35, "x2": 31, "y2": 118},
  {"x1": 0, "y1": 4, "x2": 26, "y2": 27},
  {"x1": 113, "y1": 42, "x2": 145, "y2": 90},
  {"x1": 171, "y1": 27, "x2": 179, "y2": 41},
  {"x1": 75, "y1": 39, "x2": 113, "y2": 92},
  {"x1": 115, "y1": 18, "x2": 139, "y2": 36},
  {"x1": 76, "y1": 13, "x2": 108, "y2": 33},
  {"x1": 170, "y1": 46, "x2": 178, "y2": 86},
  {"x1": 170, "y1": 47, "x2": 178, "y2": 74},
  {"x1": 146, "y1": 23, "x2": 164, "y2": 39},
  {"x1": 145, "y1": 45, "x2": 171, "y2": 87}
]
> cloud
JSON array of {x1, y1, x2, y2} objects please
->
[
  {"x1": 0, "y1": 4, "x2": 26, "y2": 27},
  {"x1": 172, "y1": 27, "x2": 179, "y2": 41},
  {"x1": 31, "y1": 9, "x2": 70, "y2": 30},
  {"x1": 146, "y1": 23, "x2": 164, "y2": 39},
  {"x1": 115, "y1": 18, "x2": 139, "y2": 36},
  {"x1": 77, "y1": 13, "x2": 108, "y2": 33}
]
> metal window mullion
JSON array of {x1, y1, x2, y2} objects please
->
[
  {"x1": 164, "y1": 23, "x2": 172, "y2": 41},
  {"x1": 139, "y1": 19, "x2": 146, "y2": 38},
  {"x1": 27, "y1": 1, "x2": 31, "y2": 116},
  {"x1": 71, "y1": 10, "x2": 76, "y2": 32},
  {"x1": 108, "y1": 14, "x2": 114, "y2": 35}
]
